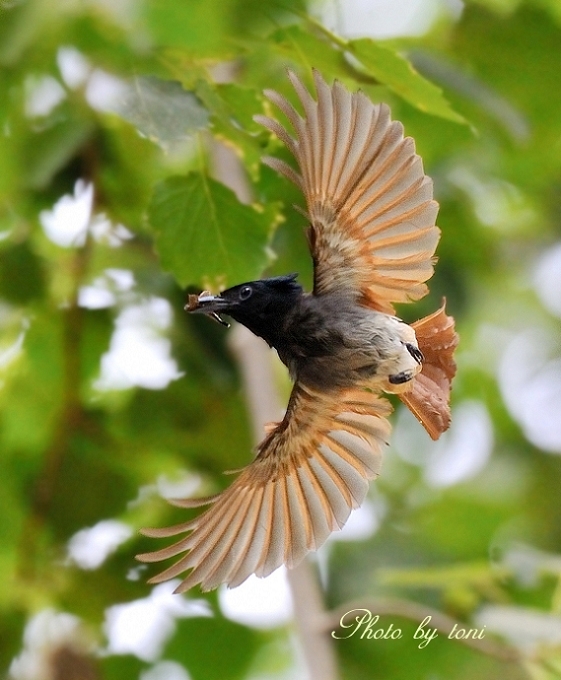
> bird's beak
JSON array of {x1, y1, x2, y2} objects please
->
[{"x1": 185, "y1": 292, "x2": 231, "y2": 327}]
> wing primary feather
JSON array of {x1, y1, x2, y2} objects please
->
[
  {"x1": 308, "y1": 452, "x2": 353, "y2": 529},
  {"x1": 257, "y1": 71, "x2": 441, "y2": 308},
  {"x1": 318, "y1": 442, "x2": 368, "y2": 507},
  {"x1": 313, "y1": 70, "x2": 335, "y2": 201},
  {"x1": 256, "y1": 477, "x2": 287, "y2": 577},
  {"x1": 329, "y1": 89, "x2": 365, "y2": 201},
  {"x1": 227, "y1": 482, "x2": 274, "y2": 588},
  {"x1": 253, "y1": 114, "x2": 296, "y2": 152},
  {"x1": 262, "y1": 89, "x2": 302, "y2": 130},
  {"x1": 184, "y1": 493, "x2": 258, "y2": 591},
  {"x1": 261, "y1": 156, "x2": 303, "y2": 189},
  {"x1": 173, "y1": 490, "x2": 253, "y2": 573},
  {"x1": 210, "y1": 485, "x2": 266, "y2": 587},
  {"x1": 295, "y1": 461, "x2": 332, "y2": 549},
  {"x1": 286, "y1": 71, "x2": 319, "y2": 193}
]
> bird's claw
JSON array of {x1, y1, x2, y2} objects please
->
[{"x1": 406, "y1": 343, "x2": 424, "y2": 365}]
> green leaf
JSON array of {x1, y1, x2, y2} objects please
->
[
  {"x1": 148, "y1": 173, "x2": 276, "y2": 289},
  {"x1": 99, "y1": 654, "x2": 146, "y2": 680},
  {"x1": 268, "y1": 24, "x2": 351, "y2": 78},
  {"x1": 264, "y1": 24, "x2": 464, "y2": 124},
  {"x1": 0, "y1": 242, "x2": 46, "y2": 304},
  {"x1": 112, "y1": 76, "x2": 209, "y2": 151},
  {"x1": 164, "y1": 616, "x2": 261, "y2": 680},
  {"x1": 348, "y1": 38, "x2": 466, "y2": 124},
  {"x1": 195, "y1": 80, "x2": 263, "y2": 177}
]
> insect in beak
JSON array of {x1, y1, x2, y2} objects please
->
[{"x1": 185, "y1": 291, "x2": 231, "y2": 328}]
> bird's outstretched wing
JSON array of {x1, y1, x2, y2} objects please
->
[
  {"x1": 137, "y1": 385, "x2": 391, "y2": 592},
  {"x1": 255, "y1": 70, "x2": 440, "y2": 314}
]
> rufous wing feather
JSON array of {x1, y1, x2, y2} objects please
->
[
  {"x1": 399, "y1": 302, "x2": 458, "y2": 440},
  {"x1": 255, "y1": 69, "x2": 440, "y2": 314},
  {"x1": 137, "y1": 385, "x2": 392, "y2": 592}
]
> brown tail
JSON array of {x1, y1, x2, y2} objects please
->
[{"x1": 399, "y1": 302, "x2": 459, "y2": 440}]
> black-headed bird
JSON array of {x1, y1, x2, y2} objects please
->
[{"x1": 137, "y1": 70, "x2": 458, "y2": 593}]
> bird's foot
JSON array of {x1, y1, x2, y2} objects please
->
[
  {"x1": 388, "y1": 343, "x2": 423, "y2": 385},
  {"x1": 406, "y1": 342, "x2": 424, "y2": 365},
  {"x1": 388, "y1": 369, "x2": 415, "y2": 385}
]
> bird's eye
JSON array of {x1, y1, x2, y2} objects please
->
[{"x1": 239, "y1": 286, "x2": 253, "y2": 301}]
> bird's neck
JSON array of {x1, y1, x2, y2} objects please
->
[
  {"x1": 239, "y1": 309, "x2": 294, "y2": 350},
  {"x1": 232, "y1": 294, "x2": 306, "y2": 352}
]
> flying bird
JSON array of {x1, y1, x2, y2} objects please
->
[{"x1": 137, "y1": 70, "x2": 458, "y2": 593}]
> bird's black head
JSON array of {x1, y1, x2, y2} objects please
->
[{"x1": 187, "y1": 273, "x2": 303, "y2": 347}]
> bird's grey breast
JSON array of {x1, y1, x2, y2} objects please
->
[{"x1": 276, "y1": 294, "x2": 409, "y2": 391}]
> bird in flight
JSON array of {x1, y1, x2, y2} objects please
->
[{"x1": 137, "y1": 70, "x2": 458, "y2": 593}]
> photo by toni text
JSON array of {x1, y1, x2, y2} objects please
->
[{"x1": 332, "y1": 610, "x2": 486, "y2": 649}]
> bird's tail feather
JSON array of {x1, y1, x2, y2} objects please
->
[{"x1": 399, "y1": 301, "x2": 458, "y2": 440}]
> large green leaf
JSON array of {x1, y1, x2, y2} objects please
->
[
  {"x1": 348, "y1": 38, "x2": 466, "y2": 124},
  {"x1": 265, "y1": 23, "x2": 465, "y2": 124},
  {"x1": 148, "y1": 173, "x2": 277, "y2": 289}
]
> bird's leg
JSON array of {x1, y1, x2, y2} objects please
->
[
  {"x1": 406, "y1": 342, "x2": 424, "y2": 365},
  {"x1": 370, "y1": 319, "x2": 422, "y2": 392}
]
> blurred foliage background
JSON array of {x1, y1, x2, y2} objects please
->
[{"x1": 1, "y1": 0, "x2": 561, "y2": 678}]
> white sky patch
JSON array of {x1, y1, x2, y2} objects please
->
[
  {"x1": 424, "y1": 401, "x2": 494, "y2": 487},
  {"x1": 312, "y1": 0, "x2": 462, "y2": 39},
  {"x1": 501, "y1": 543, "x2": 561, "y2": 588},
  {"x1": 534, "y1": 242, "x2": 561, "y2": 318},
  {"x1": 57, "y1": 46, "x2": 92, "y2": 89},
  {"x1": 95, "y1": 297, "x2": 183, "y2": 391},
  {"x1": 141, "y1": 661, "x2": 192, "y2": 680},
  {"x1": 328, "y1": 498, "x2": 380, "y2": 543},
  {"x1": 475, "y1": 605, "x2": 561, "y2": 652},
  {"x1": 155, "y1": 474, "x2": 202, "y2": 500},
  {"x1": 90, "y1": 217, "x2": 133, "y2": 247},
  {"x1": 79, "y1": 268, "x2": 136, "y2": 310},
  {"x1": 218, "y1": 567, "x2": 293, "y2": 630},
  {"x1": 67, "y1": 520, "x2": 133, "y2": 570},
  {"x1": 103, "y1": 582, "x2": 211, "y2": 662},
  {"x1": 130, "y1": 471, "x2": 204, "y2": 512},
  {"x1": 40, "y1": 179, "x2": 93, "y2": 248},
  {"x1": 40, "y1": 179, "x2": 134, "y2": 250},
  {"x1": 393, "y1": 400, "x2": 493, "y2": 487},
  {"x1": 499, "y1": 328, "x2": 561, "y2": 453},
  {"x1": 86, "y1": 68, "x2": 128, "y2": 112},
  {"x1": 78, "y1": 285, "x2": 116, "y2": 310},
  {"x1": 25, "y1": 75, "x2": 66, "y2": 118},
  {"x1": 314, "y1": 497, "x2": 384, "y2": 589}
]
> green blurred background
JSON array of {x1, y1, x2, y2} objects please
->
[{"x1": 1, "y1": 0, "x2": 561, "y2": 678}]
